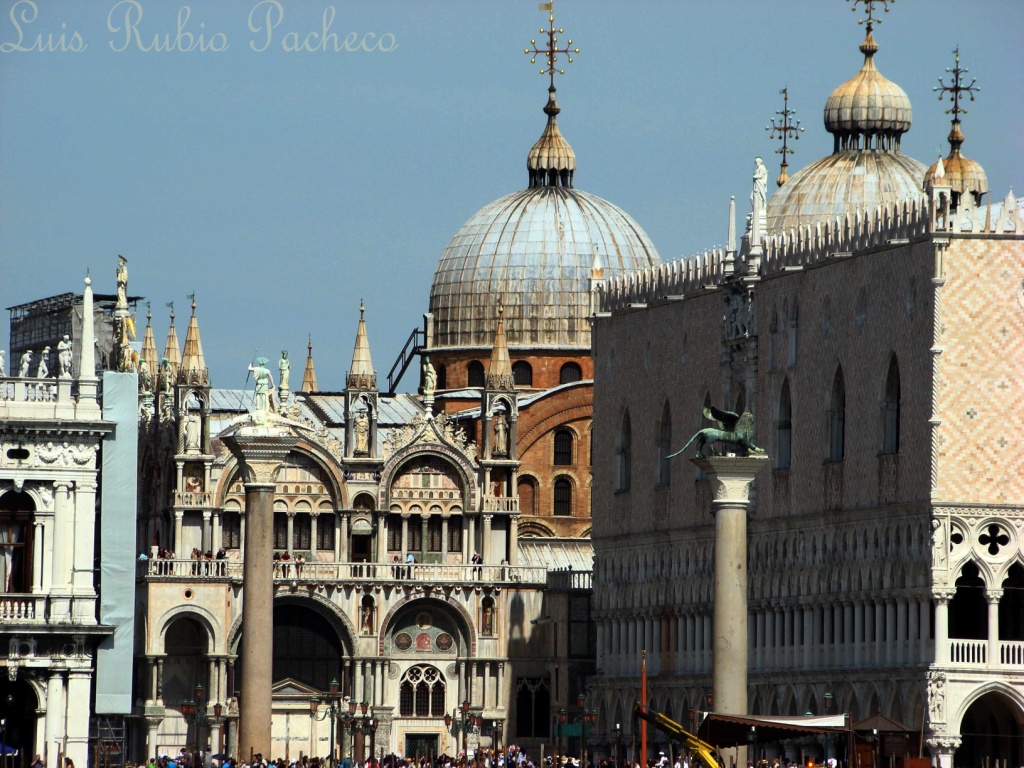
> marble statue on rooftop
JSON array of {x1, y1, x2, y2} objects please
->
[
  {"x1": 138, "y1": 356, "x2": 152, "y2": 393},
  {"x1": 37, "y1": 347, "x2": 50, "y2": 378},
  {"x1": 753, "y1": 157, "x2": 768, "y2": 214},
  {"x1": 116, "y1": 255, "x2": 128, "y2": 307},
  {"x1": 354, "y1": 409, "x2": 370, "y2": 455},
  {"x1": 278, "y1": 351, "x2": 290, "y2": 401},
  {"x1": 19, "y1": 350, "x2": 33, "y2": 378},
  {"x1": 248, "y1": 357, "x2": 276, "y2": 413},
  {"x1": 161, "y1": 358, "x2": 173, "y2": 397},
  {"x1": 184, "y1": 410, "x2": 202, "y2": 452},
  {"x1": 493, "y1": 411, "x2": 509, "y2": 457},
  {"x1": 422, "y1": 355, "x2": 437, "y2": 397},
  {"x1": 57, "y1": 335, "x2": 73, "y2": 378}
]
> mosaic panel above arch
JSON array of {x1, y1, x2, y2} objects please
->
[{"x1": 386, "y1": 602, "x2": 467, "y2": 657}]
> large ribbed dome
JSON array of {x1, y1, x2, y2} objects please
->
[
  {"x1": 429, "y1": 186, "x2": 660, "y2": 350},
  {"x1": 767, "y1": 24, "x2": 925, "y2": 234}
]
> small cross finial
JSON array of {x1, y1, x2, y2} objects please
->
[
  {"x1": 934, "y1": 45, "x2": 979, "y2": 122},
  {"x1": 524, "y1": 1, "x2": 579, "y2": 92},
  {"x1": 848, "y1": 0, "x2": 891, "y2": 32},
  {"x1": 766, "y1": 87, "x2": 804, "y2": 187}
]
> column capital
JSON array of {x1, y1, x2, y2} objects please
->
[
  {"x1": 985, "y1": 589, "x2": 1003, "y2": 604},
  {"x1": 692, "y1": 454, "x2": 771, "y2": 506},
  {"x1": 933, "y1": 588, "x2": 957, "y2": 603}
]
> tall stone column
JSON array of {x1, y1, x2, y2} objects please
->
[
  {"x1": 693, "y1": 454, "x2": 769, "y2": 767},
  {"x1": 223, "y1": 421, "x2": 303, "y2": 761}
]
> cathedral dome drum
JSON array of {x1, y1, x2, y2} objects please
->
[{"x1": 429, "y1": 88, "x2": 660, "y2": 351}]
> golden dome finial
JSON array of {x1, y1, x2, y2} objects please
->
[
  {"x1": 766, "y1": 87, "x2": 805, "y2": 188},
  {"x1": 849, "y1": 0, "x2": 891, "y2": 33},
  {"x1": 934, "y1": 45, "x2": 979, "y2": 152}
]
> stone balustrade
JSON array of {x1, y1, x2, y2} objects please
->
[
  {"x1": 137, "y1": 558, "x2": 547, "y2": 586},
  {"x1": 0, "y1": 594, "x2": 48, "y2": 622},
  {"x1": 482, "y1": 496, "x2": 519, "y2": 513}
]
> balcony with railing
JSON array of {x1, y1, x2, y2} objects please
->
[
  {"x1": 482, "y1": 496, "x2": 519, "y2": 513},
  {"x1": 137, "y1": 558, "x2": 549, "y2": 586},
  {"x1": 0, "y1": 594, "x2": 48, "y2": 623},
  {"x1": 0, "y1": 377, "x2": 83, "y2": 419}
]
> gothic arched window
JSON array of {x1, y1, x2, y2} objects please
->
[
  {"x1": 829, "y1": 366, "x2": 846, "y2": 462},
  {"x1": 776, "y1": 379, "x2": 792, "y2": 470},
  {"x1": 881, "y1": 355, "x2": 901, "y2": 454},
  {"x1": 616, "y1": 410, "x2": 632, "y2": 492},
  {"x1": 399, "y1": 665, "x2": 447, "y2": 717},
  {"x1": 656, "y1": 400, "x2": 672, "y2": 487}
]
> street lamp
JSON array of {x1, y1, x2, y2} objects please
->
[
  {"x1": 747, "y1": 726, "x2": 757, "y2": 767},
  {"x1": 181, "y1": 684, "x2": 223, "y2": 768},
  {"x1": 823, "y1": 693, "x2": 833, "y2": 766},
  {"x1": 309, "y1": 679, "x2": 343, "y2": 768},
  {"x1": 444, "y1": 699, "x2": 475, "y2": 757},
  {"x1": 346, "y1": 700, "x2": 376, "y2": 764}
]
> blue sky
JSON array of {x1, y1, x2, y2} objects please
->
[{"x1": 2, "y1": 0, "x2": 1021, "y2": 388}]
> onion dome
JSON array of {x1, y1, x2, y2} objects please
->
[
  {"x1": 767, "y1": 21, "x2": 926, "y2": 234},
  {"x1": 924, "y1": 49, "x2": 988, "y2": 207},
  {"x1": 528, "y1": 88, "x2": 576, "y2": 188},
  {"x1": 824, "y1": 31, "x2": 913, "y2": 152}
]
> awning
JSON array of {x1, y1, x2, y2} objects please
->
[{"x1": 697, "y1": 713, "x2": 848, "y2": 746}]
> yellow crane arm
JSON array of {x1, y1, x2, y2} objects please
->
[{"x1": 632, "y1": 701, "x2": 721, "y2": 768}]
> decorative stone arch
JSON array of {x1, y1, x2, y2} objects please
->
[
  {"x1": 380, "y1": 443, "x2": 477, "y2": 511},
  {"x1": 157, "y1": 604, "x2": 220, "y2": 655},
  {"x1": 225, "y1": 590, "x2": 359, "y2": 655},
  {"x1": 488, "y1": 393, "x2": 516, "y2": 419},
  {"x1": 949, "y1": 681, "x2": 1024, "y2": 735},
  {"x1": 578, "y1": 526, "x2": 592, "y2": 538},
  {"x1": 214, "y1": 439, "x2": 347, "y2": 509},
  {"x1": 377, "y1": 594, "x2": 477, "y2": 657},
  {"x1": 518, "y1": 520, "x2": 556, "y2": 538}
]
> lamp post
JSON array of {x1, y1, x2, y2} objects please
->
[
  {"x1": 445, "y1": 699, "x2": 476, "y2": 759},
  {"x1": 747, "y1": 727, "x2": 757, "y2": 767},
  {"x1": 823, "y1": 692, "x2": 833, "y2": 767},
  {"x1": 613, "y1": 723, "x2": 622, "y2": 768},
  {"x1": 557, "y1": 693, "x2": 596, "y2": 767},
  {"x1": 309, "y1": 679, "x2": 344, "y2": 768},
  {"x1": 181, "y1": 684, "x2": 223, "y2": 768},
  {"x1": 345, "y1": 700, "x2": 375, "y2": 764}
]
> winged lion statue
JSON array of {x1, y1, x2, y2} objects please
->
[{"x1": 667, "y1": 405, "x2": 765, "y2": 458}]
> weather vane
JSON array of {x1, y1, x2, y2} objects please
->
[
  {"x1": 524, "y1": 1, "x2": 579, "y2": 91},
  {"x1": 849, "y1": 0, "x2": 892, "y2": 31},
  {"x1": 934, "y1": 46, "x2": 978, "y2": 121},
  {"x1": 766, "y1": 87, "x2": 804, "y2": 187}
]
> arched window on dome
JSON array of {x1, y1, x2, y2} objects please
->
[
  {"x1": 467, "y1": 361, "x2": 485, "y2": 388},
  {"x1": 553, "y1": 429, "x2": 574, "y2": 466},
  {"x1": 881, "y1": 355, "x2": 901, "y2": 455},
  {"x1": 616, "y1": 410, "x2": 632, "y2": 492},
  {"x1": 775, "y1": 378, "x2": 792, "y2": 470},
  {"x1": 559, "y1": 362, "x2": 582, "y2": 385},
  {"x1": 512, "y1": 361, "x2": 533, "y2": 387},
  {"x1": 553, "y1": 477, "x2": 573, "y2": 517},
  {"x1": 828, "y1": 366, "x2": 846, "y2": 462}
]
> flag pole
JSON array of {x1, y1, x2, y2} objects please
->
[{"x1": 640, "y1": 649, "x2": 647, "y2": 767}]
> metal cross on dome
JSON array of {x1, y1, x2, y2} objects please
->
[
  {"x1": 766, "y1": 87, "x2": 804, "y2": 188},
  {"x1": 524, "y1": 1, "x2": 579, "y2": 91},
  {"x1": 849, "y1": 0, "x2": 891, "y2": 32},
  {"x1": 934, "y1": 46, "x2": 979, "y2": 120}
]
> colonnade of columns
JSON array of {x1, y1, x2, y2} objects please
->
[
  {"x1": 597, "y1": 593, "x2": 938, "y2": 677},
  {"x1": 33, "y1": 668, "x2": 93, "y2": 768}
]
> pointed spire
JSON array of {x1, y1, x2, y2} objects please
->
[
  {"x1": 140, "y1": 308, "x2": 158, "y2": 370},
  {"x1": 162, "y1": 303, "x2": 181, "y2": 379},
  {"x1": 178, "y1": 296, "x2": 209, "y2": 385},
  {"x1": 302, "y1": 334, "x2": 319, "y2": 393},
  {"x1": 486, "y1": 303, "x2": 515, "y2": 390},
  {"x1": 346, "y1": 301, "x2": 377, "y2": 390}
]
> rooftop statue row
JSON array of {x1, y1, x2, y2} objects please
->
[{"x1": 0, "y1": 338, "x2": 74, "y2": 380}]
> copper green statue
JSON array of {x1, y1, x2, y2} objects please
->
[{"x1": 668, "y1": 405, "x2": 764, "y2": 458}]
